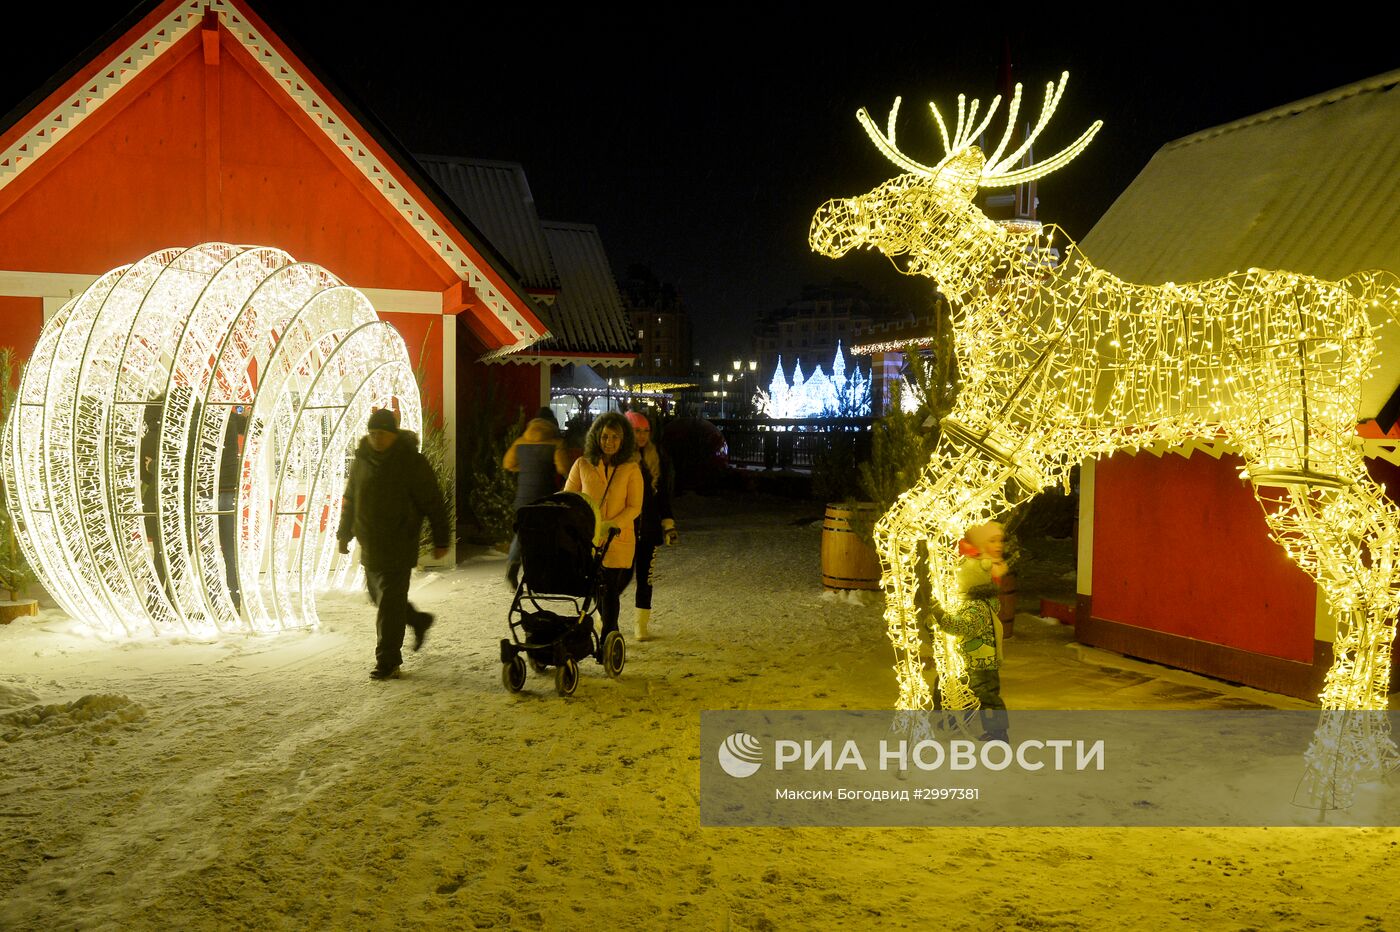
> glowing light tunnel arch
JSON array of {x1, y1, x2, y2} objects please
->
[{"x1": 0, "y1": 243, "x2": 421, "y2": 637}]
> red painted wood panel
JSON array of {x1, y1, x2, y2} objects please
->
[
  {"x1": 490, "y1": 363, "x2": 545, "y2": 425},
  {"x1": 0, "y1": 37, "x2": 449, "y2": 293},
  {"x1": 1092, "y1": 451, "x2": 1316, "y2": 662},
  {"x1": 0, "y1": 298, "x2": 45, "y2": 362},
  {"x1": 457, "y1": 324, "x2": 541, "y2": 428},
  {"x1": 378, "y1": 312, "x2": 442, "y2": 417},
  {"x1": 216, "y1": 42, "x2": 450, "y2": 291}
]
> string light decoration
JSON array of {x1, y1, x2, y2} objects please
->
[
  {"x1": 810, "y1": 72, "x2": 1400, "y2": 807},
  {"x1": 0, "y1": 244, "x2": 421, "y2": 638}
]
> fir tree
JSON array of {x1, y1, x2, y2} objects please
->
[{"x1": 412, "y1": 326, "x2": 456, "y2": 556}]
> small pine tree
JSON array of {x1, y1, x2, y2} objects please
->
[
  {"x1": 464, "y1": 425, "x2": 521, "y2": 545},
  {"x1": 853, "y1": 337, "x2": 956, "y2": 542},
  {"x1": 811, "y1": 432, "x2": 862, "y2": 504},
  {"x1": 413, "y1": 327, "x2": 457, "y2": 557},
  {"x1": 457, "y1": 375, "x2": 525, "y2": 546},
  {"x1": 859, "y1": 381, "x2": 935, "y2": 515}
]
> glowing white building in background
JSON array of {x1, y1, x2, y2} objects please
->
[
  {"x1": 758, "y1": 342, "x2": 871, "y2": 418},
  {"x1": 0, "y1": 243, "x2": 420, "y2": 638}
]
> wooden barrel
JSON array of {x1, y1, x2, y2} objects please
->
[
  {"x1": 821, "y1": 503, "x2": 882, "y2": 590},
  {"x1": 0, "y1": 599, "x2": 39, "y2": 624}
]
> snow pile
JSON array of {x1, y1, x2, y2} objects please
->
[
  {"x1": 820, "y1": 587, "x2": 870, "y2": 606},
  {"x1": 0, "y1": 682, "x2": 39, "y2": 709},
  {"x1": 1, "y1": 693, "x2": 146, "y2": 742},
  {"x1": 0, "y1": 492, "x2": 1392, "y2": 930}
]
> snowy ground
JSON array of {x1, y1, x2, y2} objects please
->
[{"x1": 1, "y1": 492, "x2": 1397, "y2": 930}]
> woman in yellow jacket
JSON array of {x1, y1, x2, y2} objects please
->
[{"x1": 564, "y1": 412, "x2": 644, "y2": 639}]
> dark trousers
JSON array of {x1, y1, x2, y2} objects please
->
[
  {"x1": 145, "y1": 511, "x2": 171, "y2": 601},
  {"x1": 217, "y1": 490, "x2": 240, "y2": 605},
  {"x1": 969, "y1": 668, "x2": 1009, "y2": 738},
  {"x1": 365, "y1": 566, "x2": 429, "y2": 671},
  {"x1": 634, "y1": 541, "x2": 657, "y2": 610},
  {"x1": 597, "y1": 566, "x2": 633, "y2": 638}
]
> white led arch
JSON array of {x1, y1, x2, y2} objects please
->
[{"x1": 0, "y1": 243, "x2": 421, "y2": 637}]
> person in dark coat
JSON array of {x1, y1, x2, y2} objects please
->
[
  {"x1": 502, "y1": 406, "x2": 569, "y2": 588},
  {"x1": 217, "y1": 407, "x2": 248, "y2": 609},
  {"x1": 624, "y1": 411, "x2": 677, "y2": 640},
  {"x1": 337, "y1": 408, "x2": 450, "y2": 680}
]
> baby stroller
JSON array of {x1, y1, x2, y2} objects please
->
[{"x1": 500, "y1": 491, "x2": 625, "y2": 696}]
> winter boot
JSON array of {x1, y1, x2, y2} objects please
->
[{"x1": 634, "y1": 608, "x2": 651, "y2": 641}]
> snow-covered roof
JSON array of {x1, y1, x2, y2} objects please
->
[{"x1": 1081, "y1": 70, "x2": 1400, "y2": 420}]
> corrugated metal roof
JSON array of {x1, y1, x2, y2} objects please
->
[
  {"x1": 536, "y1": 221, "x2": 637, "y2": 355},
  {"x1": 1080, "y1": 69, "x2": 1400, "y2": 418},
  {"x1": 415, "y1": 155, "x2": 560, "y2": 292}
]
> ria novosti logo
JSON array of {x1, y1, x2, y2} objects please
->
[{"x1": 717, "y1": 732, "x2": 763, "y2": 778}]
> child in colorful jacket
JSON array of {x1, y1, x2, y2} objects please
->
[{"x1": 940, "y1": 521, "x2": 1009, "y2": 741}]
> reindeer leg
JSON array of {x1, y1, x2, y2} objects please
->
[
  {"x1": 876, "y1": 423, "x2": 1043, "y2": 712},
  {"x1": 874, "y1": 495, "x2": 934, "y2": 712},
  {"x1": 1252, "y1": 475, "x2": 1400, "y2": 807}
]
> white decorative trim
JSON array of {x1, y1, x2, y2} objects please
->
[
  {"x1": 1363, "y1": 439, "x2": 1400, "y2": 466},
  {"x1": 0, "y1": 0, "x2": 541, "y2": 345},
  {"x1": 356, "y1": 288, "x2": 439, "y2": 315},
  {"x1": 0, "y1": 7, "x2": 196, "y2": 189},
  {"x1": 0, "y1": 269, "x2": 102, "y2": 298},
  {"x1": 482, "y1": 351, "x2": 635, "y2": 367}
]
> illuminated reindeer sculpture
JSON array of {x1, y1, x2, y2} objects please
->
[{"x1": 811, "y1": 73, "x2": 1400, "y2": 803}]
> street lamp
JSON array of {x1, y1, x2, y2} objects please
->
[{"x1": 732, "y1": 360, "x2": 757, "y2": 418}]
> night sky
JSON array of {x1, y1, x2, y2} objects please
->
[{"x1": 7, "y1": 5, "x2": 1400, "y2": 367}]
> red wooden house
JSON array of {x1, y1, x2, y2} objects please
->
[
  {"x1": 0, "y1": 0, "x2": 551, "y2": 561},
  {"x1": 1074, "y1": 70, "x2": 1400, "y2": 699}
]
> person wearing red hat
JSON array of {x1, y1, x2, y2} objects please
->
[
  {"x1": 624, "y1": 410, "x2": 677, "y2": 640},
  {"x1": 945, "y1": 521, "x2": 1009, "y2": 741}
]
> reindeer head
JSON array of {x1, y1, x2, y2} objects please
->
[{"x1": 810, "y1": 73, "x2": 1102, "y2": 266}]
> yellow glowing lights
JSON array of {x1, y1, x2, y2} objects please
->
[
  {"x1": 856, "y1": 73, "x2": 1104, "y2": 189},
  {"x1": 0, "y1": 244, "x2": 421, "y2": 638},
  {"x1": 812, "y1": 76, "x2": 1400, "y2": 807}
]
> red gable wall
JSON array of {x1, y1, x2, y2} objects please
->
[
  {"x1": 0, "y1": 29, "x2": 450, "y2": 292},
  {"x1": 0, "y1": 16, "x2": 493, "y2": 412},
  {"x1": 1091, "y1": 451, "x2": 1317, "y2": 663}
]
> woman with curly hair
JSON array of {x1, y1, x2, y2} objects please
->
[{"x1": 564, "y1": 411, "x2": 644, "y2": 640}]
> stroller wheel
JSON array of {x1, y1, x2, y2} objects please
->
[
  {"x1": 502, "y1": 654, "x2": 527, "y2": 693},
  {"x1": 601, "y1": 630, "x2": 626, "y2": 678},
  {"x1": 528, "y1": 654, "x2": 549, "y2": 675},
  {"x1": 555, "y1": 658, "x2": 580, "y2": 697}
]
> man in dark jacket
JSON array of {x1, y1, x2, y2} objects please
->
[{"x1": 337, "y1": 408, "x2": 450, "y2": 680}]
